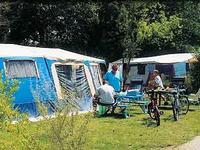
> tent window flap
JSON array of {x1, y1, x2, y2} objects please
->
[
  {"x1": 5, "y1": 60, "x2": 38, "y2": 78},
  {"x1": 55, "y1": 64, "x2": 91, "y2": 97},
  {"x1": 56, "y1": 65, "x2": 73, "y2": 92},
  {"x1": 90, "y1": 65, "x2": 101, "y2": 90}
]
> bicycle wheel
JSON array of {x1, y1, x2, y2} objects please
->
[
  {"x1": 147, "y1": 103, "x2": 155, "y2": 119},
  {"x1": 154, "y1": 106, "x2": 160, "y2": 126},
  {"x1": 179, "y1": 96, "x2": 189, "y2": 115},
  {"x1": 147, "y1": 104, "x2": 160, "y2": 126},
  {"x1": 172, "y1": 100, "x2": 179, "y2": 121}
]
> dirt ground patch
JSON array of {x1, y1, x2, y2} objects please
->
[{"x1": 163, "y1": 136, "x2": 200, "y2": 150}]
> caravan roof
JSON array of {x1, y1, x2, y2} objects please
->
[
  {"x1": 113, "y1": 53, "x2": 194, "y2": 64},
  {"x1": 0, "y1": 44, "x2": 105, "y2": 63}
]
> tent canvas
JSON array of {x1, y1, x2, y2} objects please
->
[
  {"x1": 0, "y1": 44, "x2": 104, "y2": 63},
  {"x1": 112, "y1": 53, "x2": 194, "y2": 64},
  {"x1": 0, "y1": 44, "x2": 105, "y2": 116}
]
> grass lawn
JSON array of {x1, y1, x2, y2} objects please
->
[
  {"x1": 0, "y1": 105, "x2": 200, "y2": 149},
  {"x1": 86, "y1": 105, "x2": 200, "y2": 150}
]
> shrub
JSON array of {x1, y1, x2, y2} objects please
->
[
  {"x1": 0, "y1": 71, "x2": 91, "y2": 150},
  {"x1": 0, "y1": 73, "x2": 19, "y2": 129},
  {"x1": 190, "y1": 53, "x2": 200, "y2": 92},
  {"x1": 36, "y1": 92, "x2": 92, "y2": 150}
]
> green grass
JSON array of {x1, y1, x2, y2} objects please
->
[
  {"x1": 86, "y1": 105, "x2": 200, "y2": 150},
  {"x1": 0, "y1": 105, "x2": 200, "y2": 150}
]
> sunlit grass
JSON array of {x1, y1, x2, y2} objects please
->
[
  {"x1": 0, "y1": 105, "x2": 200, "y2": 149},
  {"x1": 87, "y1": 105, "x2": 200, "y2": 150}
]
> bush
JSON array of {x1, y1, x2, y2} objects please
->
[
  {"x1": 0, "y1": 73, "x2": 91, "y2": 150},
  {"x1": 0, "y1": 73, "x2": 19, "y2": 129},
  {"x1": 190, "y1": 53, "x2": 200, "y2": 92},
  {"x1": 37, "y1": 92, "x2": 92, "y2": 150},
  {"x1": 0, "y1": 73, "x2": 42, "y2": 149}
]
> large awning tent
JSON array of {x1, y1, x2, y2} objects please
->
[
  {"x1": 112, "y1": 53, "x2": 195, "y2": 85},
  {"x1": 112, "y1": 53, "x2": 194, "y2": 64},
  {"x1": 0, "y1": 44, "x2": 105, "y2": 116},
  {"x1": 0, "y1": 44, "x2": 105, "y2": 63}
]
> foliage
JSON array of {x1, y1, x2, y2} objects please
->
[
  {"x1": 0, "y1": 73, "x2": 19, "y2": 126},
  {"x1": 0, "y1": 71, "x2": 91, "y2": 149},
  {"x1": 48, "y1": 112, "x2": 91, "y2": 150},
  {"x1": 0, "y1": 2, "x2": 10, "y2": 42},
  {"x1": 2, "y1": 1, "x2": 199, "y2": 91},
  {"x1": 190, "y1": 50, "x2": 200, "y2": 92},
  {"x1": 1, "y1": 2, "x2": 99, "y2": 53},
  {"x1": 36, "y1": 95, "x2": 92, "y2": 150},
  {"x1": 0, "y1": 73, "x2": 42, "y2": 150},
  {"x1": 180, "y1": 2, "x2": 200, "y2": 92},
  {"x1": 0, "y1": 1, "x2": 199, "y2": 60},
  {"x1": 182, "y1": 1, "x2": 200, "y2": 47},
  {"x1": 137, "y1": 11, "x2": 182, "y2": 53}
]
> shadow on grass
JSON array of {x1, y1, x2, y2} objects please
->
[
  {"x1": 94, "y1": 112, "x2": 130, "y2": 119},
  {"x1": 141, "y1": 117, "x2": 159, "y2": 127},
  {"x1": 159, "y1": 105, "x2": 198, "y2": 112},
  {"x1": 163, "y1": 115, "x2": 175, "y2": 122},
  {"x1": 141, "y1": 111, "x2": 177, "y2": 126},
  {"x1": 188, "y1": 108, "x2": 196, "y2": 112}
]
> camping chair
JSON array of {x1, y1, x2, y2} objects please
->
[
  {"x1": 95, "y1": 96, "x2": 128, "y2": 118},
  {"x1": 96, "y1": 101, "x2": 117, "y2": 116},
  {"x1": 93, "y1": 95, "x2": 118, "y2": 116},
  {"x1": 188, "y1": 88, "x2": 200, "y2": 105}
]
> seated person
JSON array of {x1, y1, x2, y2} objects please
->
[
  {"x1": 94, "y1": 80, "x2": 117, "y2": 114},
  {"x1": 148, "y1": 70, "x2": 164, "y2": 90},
  {"x1": 153, "y1": 70, "x2": 164, "y2": 89}
]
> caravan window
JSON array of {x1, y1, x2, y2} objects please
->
[
  {"x1": 5, "y1": 60, "x2": 38, "y2": 78},
  {"x1": 137, "y1": 64, "x2": 146, "y2": 75},
  {"x1": 186, "y1": 63, "x2": 190, "y2": 72}
]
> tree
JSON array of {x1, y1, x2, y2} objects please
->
[
  {"x1": 182, "y1": 1, "x2": 200, "y2": 48},
  {"x1": 181, "y1": 2, "x2": 200, "y2": 91},
  {"x1": 190, "y1": 50, "x2": 200, "y2": 92},
  {"x1": 0, "y1": 2, "x2": 10, "y2": 42},
  {"x1": 0, "y1": 1, "x2": 198, "y2": 62},
  {"x1": 137, "y1": 4, "x2": 182, "y2": 56},
  {"x1": 1, "y1": 1, "x2": 100, "y2": 54}
]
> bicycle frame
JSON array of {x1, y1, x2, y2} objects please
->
[
  {"x1": 147, "y1": 90, "x2": 161, "y2": 126},
  {"x1": 171, "y1": 85, "x2": 189, "y2": 121}
]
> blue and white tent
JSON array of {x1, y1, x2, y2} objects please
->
[{"x1": 0, "y1": 44, "x2": 104, "y2": 116}]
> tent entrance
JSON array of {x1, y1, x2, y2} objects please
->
[
  {"x1": 54, "y1": 64, "x2": 92, "y2": 111},
  {"x1": 89, "y1": 64, "x2": 102, "y2": 90}
]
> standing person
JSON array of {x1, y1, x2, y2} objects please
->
[
  {"x1": 104, "y1": 64, "x2": 123, "y2": 92},
  {"x1": 152, "y1": 70, "x2": 164, "y2": 89}
]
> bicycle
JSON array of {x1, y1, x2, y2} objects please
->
[
  {"x1": 146, "y1": 90, "x2": 163, "y2": 126},
  {"x1": 171, "y1": 85, "x2": 189, "y2": 121}
]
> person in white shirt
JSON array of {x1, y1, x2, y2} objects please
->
[
  {"x1": 94, "y1": 80, "x2": 117, "y2": 114},
  {"x1": 95, "y1": 80, "x2": 116, "y2": 104},
  {"x1": 153, "y1": 70, "x2": 164, "y2": 89}
]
